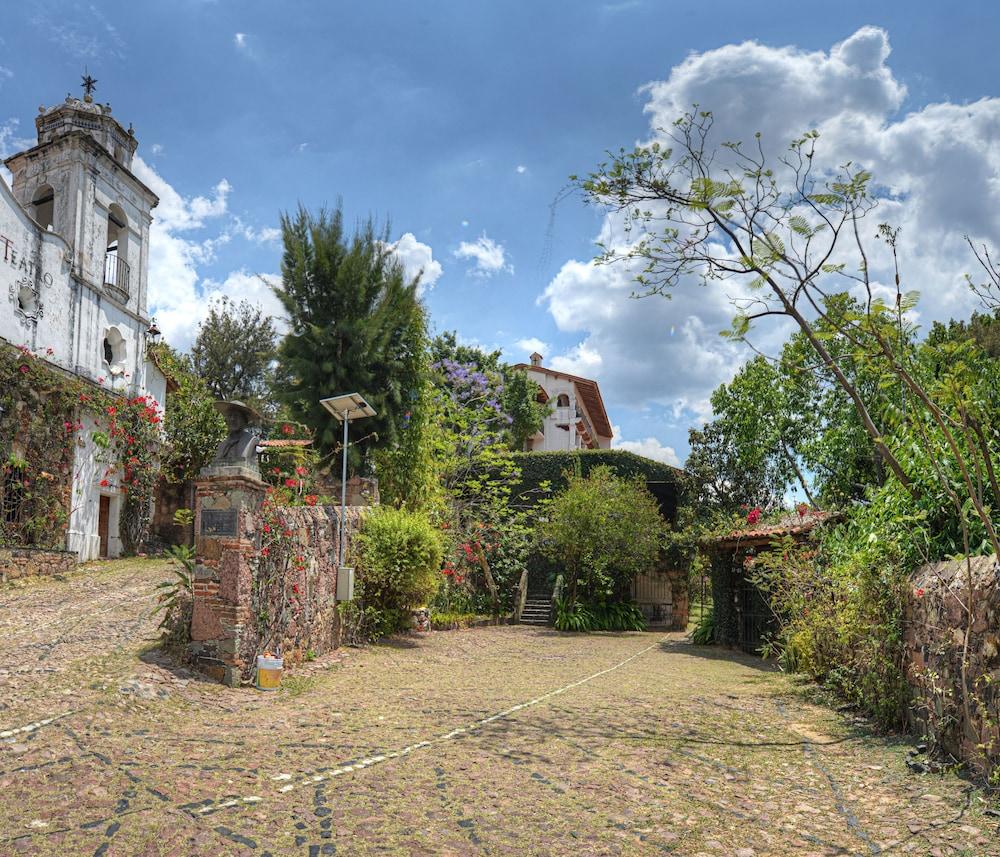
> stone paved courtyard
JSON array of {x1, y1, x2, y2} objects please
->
[{"x1": 1, "y1": 560, "x2": 998, "y2": 856}]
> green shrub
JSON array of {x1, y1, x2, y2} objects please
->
[
  {"x1": 355, "y1": 506, "x2": 444, "y2": 639},
  {"x1": 554, "y1": 598, "x2": 647, "y2": 632},
  {"x1": 690, "y1": 606, "x2": 715, "y2": 645},
  {"x1": 430, "y1": 611, "x2": 481, "y2": 630},
  {"x1": 554, "y1": 598, "x2": 594, "y2": 632}
]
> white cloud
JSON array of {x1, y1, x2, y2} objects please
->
[
  {"x1": 390, "y1": 232, "x2": 443, "y2": 296},
  {"x1": 516, "y1": 164, "x2": 527, "y2": 174},
  {"x1": 454, "y1": 233, "x2": 512, "y2": 277},
  {"x1": 132, "y1": 157, "x2": 282, "y2": 349},
  {"x1": 149, "y1": 143, "x2": 163, "y2": 156},
  {"x1": 611, "y1": 425, "x2": 682, "y2": 467},
  {"x1": 514, "y1": 337, "x2": 550, "y2": 357},
  {"x1": 234, "y1": 32, "x2": 247, "y2": 49},
  {"x1": 542, "y1": 26, "x2": 1000, "y2": 433}
]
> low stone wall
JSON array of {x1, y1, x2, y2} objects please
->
[
  {"x1": 189, "y1": 470, "x2": 366, "y2": 686},
  {"x1": 0, "y1": 546, "x2": 76, "y2": 581},
  {"x1": 905, "y1": 555, "x2": 1000, "y2": 774}
]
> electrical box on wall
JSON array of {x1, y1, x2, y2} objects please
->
[{"x1": 336, "y1": 566, "x2": 355, "y2": 601}]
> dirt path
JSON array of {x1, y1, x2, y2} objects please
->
[{"x1": 0, "y1": 559, "x2": 997, "y2": 855}]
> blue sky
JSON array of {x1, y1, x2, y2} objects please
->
[{"x1": 3, "y1": 1, "x2": 1000, "y2": 466}]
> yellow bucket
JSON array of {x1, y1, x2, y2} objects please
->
[{"x1": 256, "y1": 655, "x2": 283, "y2": 690}]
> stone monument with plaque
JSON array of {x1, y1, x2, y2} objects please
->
[{"x1": 189, "y1": 401, "x2": 267, "y2": 685}]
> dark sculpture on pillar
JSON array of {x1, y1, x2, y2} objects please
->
[{"x1": 204, "y1": 401, "x2": 262, "y2": 477}]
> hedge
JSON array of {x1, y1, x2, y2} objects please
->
[{"x1": 509, "y1": 449, "x2": 685, "y2": 518}]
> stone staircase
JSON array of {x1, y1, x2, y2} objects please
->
[{"x1": 519, "y1": 592, "x2": 552, "y2": 627}]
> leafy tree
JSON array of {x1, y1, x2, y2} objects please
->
[
  {"x1": 190, "y1": 296, "x2": 277, "y2": 413},
  {"x1": 538, "y1": 465, "x2": 664, "y2": 606},
  {"x1": 926, "y1": 309, "x2": 1000, "y2": 359},
  {"x1": 430, "y1": 331, "x2": 547, "y2": 450},
  {"x1": 150, "y1": 344, "x2": 226, "y2": 483},
  {"x1": 577, "y1": 110, "x2": 1000, "y2": 556},
  {"x1": 272, "y1": 206, "x2": 426, "y2": 471}
]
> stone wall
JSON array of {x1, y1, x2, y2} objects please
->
[
  {"x1": 188, "y1": 470, "x2": 365, "y2": 686},
  {"x1": 149, "y1": 477, "x2": 194, "y2": 547},
  {"x1": 0, "y1": 546, "x2": 76, "y2": 581},
  {"x1": 905, "y1": 555, "x2": 1000, "y2": 775}
]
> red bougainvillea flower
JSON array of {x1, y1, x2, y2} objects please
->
[
  {"x1": 99, "y1": 479, "x2": 110, "y2": 487},
  {"x1": 915, "y1": 587, "x2": 925, "y2": 598},
  {"x1": 461, "y1": 543, "x2": 474, "y2": 559},
  {"x1": 291, "y1": 584, "x2": 300, "y2": 594},
  {"x1": 18, "y1": 364, "x2": 28, "y2": 373},
  {"x1": 281, "y1": 423, "x2": 294, "y2": 435},
  {"x1": 271, "y1": 467, "x2": 281, "y2": 475},
  {"x1": 283, "y1": 529, "x2": 292, "y2": 538},
  {"x1": 284, "y1": 478, "x2": 299, "y2": 489},
  {"x1": 304, "y1": 495, "x2": 318, "y2": 506},
  {"x1": 261, "y1": 547, "x2": 270, "y2": 557},
  {"x1": 455, "y1": 574, "x2": 464, "y2": 583},
  {"x1": 441, "y1": 567, "x2": 453, "y2": 576},
  {"x1": 263, "y1": 524, "x2": 271, "y2": 534},
  {"x1": 295, "y1": 465, "x2": 308, "y2": 476},
  {"x1": 746, "y1": 507, "x2": 762, "y2": 525}
]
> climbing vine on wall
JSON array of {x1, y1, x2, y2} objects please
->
[{"x1": 0, "y1": 342, "x2": 162, "y2": 551}]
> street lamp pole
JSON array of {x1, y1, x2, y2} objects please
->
[
  {"x1": 319, "y1": 393, "x2": 377, "y2": 578},
  {"x1": 338, "y1": 406, "x2": 350, "y2": 567}
]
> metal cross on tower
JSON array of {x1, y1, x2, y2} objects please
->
[{"x1": 81, "y1": 70, "x2": 98, "y2": 99}]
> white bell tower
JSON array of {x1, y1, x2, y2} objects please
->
[{"x1": 3, "y1": 73, "x2": 159, "y2": 387}]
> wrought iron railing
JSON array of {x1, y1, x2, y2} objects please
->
[{"x1": 103, "y1": 252, "x2": 130, "y2": 299}]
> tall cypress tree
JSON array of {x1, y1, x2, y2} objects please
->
[{"x1": 271, "y1": 206, "x2": 426, "y2": 472}]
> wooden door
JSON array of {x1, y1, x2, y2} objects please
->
[{"x1": 98, "y1": 495, "x2": 110, "y2": 558}]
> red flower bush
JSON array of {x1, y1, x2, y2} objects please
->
[{"x1": 746, "y1": 507, "x2": 762, "y2": 525}]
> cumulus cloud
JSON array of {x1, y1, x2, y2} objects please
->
[
  {"x1": 611, "y1": 426, "x2": 682, "y2": 468},
  {"x1": 516, "y1": 164, "x2": 527, "y2": 174},
  {"x1": 541, "y1": 25, "x2": 1000, "y2": 446},
  {"x1": 234, "y1": 32, "x2": 247, "y2": 49},
  {"x1": 132, "y1": 157, "x2": 280, "y2": 350},
  {"x1": 454, "y1": 233, "x2": 512, "y2": 277},
  {"x1": 390, "y1": 232, "x2": 443, "y2": 296},
  {"x1": 514, "y1": 337, "x2": 550, "y2": 357}
]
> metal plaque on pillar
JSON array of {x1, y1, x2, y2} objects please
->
[{"x1": 201, "y1": 508, "x2": 238, "y2": 537}]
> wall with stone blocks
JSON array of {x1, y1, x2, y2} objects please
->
[
  {"x1": 905, "y1": 555, "x2": 1000, "y2": 775},
  {"x1": 0, "y1": 546, "x2": 76, "y2": 581},
  {"x1": 188, "y1": 471, "x2": 365, "y2": 686}
]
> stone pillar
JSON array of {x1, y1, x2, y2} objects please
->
[{"x1": 188, "y1": 464, "x2": 266, "y2": 687}]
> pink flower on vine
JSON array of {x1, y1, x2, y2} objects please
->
[
  {"x1": 263, "y1": 524, "x2": 271, "y2": 534},
  {"x1": 295, "y1": 465, "x2": 308, "y2": 476},
  {"x1": 261, "y1": 547, "x2": 270, "y2": 557},
  {"x1": 99, "y1": 479, "x2": 110, "y2": 487},
  {"x1": 284, "y1": 478, "x2": 298, "y2": 489},
  {"x1": 915, "y1": 587, "x2": 925, "y2": 598},
  {"x1": 746, "y1": 507, "x2": 762, "y2": 525},
  {"x1": 18, "y1": 365, "x2": 28, "y2": 374},
  {"x1": 281, "y1": 423, "x2": 294, "y2": 436}
]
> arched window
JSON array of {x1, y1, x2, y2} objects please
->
[
  {"x1": 556, "y1": 393, "x2": 570, "y2": 408},
  {"x1": 31, "y1": 184, "x2": 55, "y2": 231},
  {"x1": 104, "y1": 204, "x2": 130, "y2": 294}
]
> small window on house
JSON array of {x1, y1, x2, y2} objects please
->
[
  {"x1": 31, "y1": 184, "x2": 55, "y2": 231},
  {"x1": 556, "y1": 393, "x2": 570, "y2": 408}
]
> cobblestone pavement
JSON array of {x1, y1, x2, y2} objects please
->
[{"x1": 1, "y1": 560, "x2": 998, "y2": 856}]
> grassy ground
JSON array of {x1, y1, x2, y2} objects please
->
[{"x1": 1, "y1": 559, "x2": 997, "y2": 855}]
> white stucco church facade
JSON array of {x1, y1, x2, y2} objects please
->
[{"x1": 1, "y1": 83, "x2": 166, "y2": 560}]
